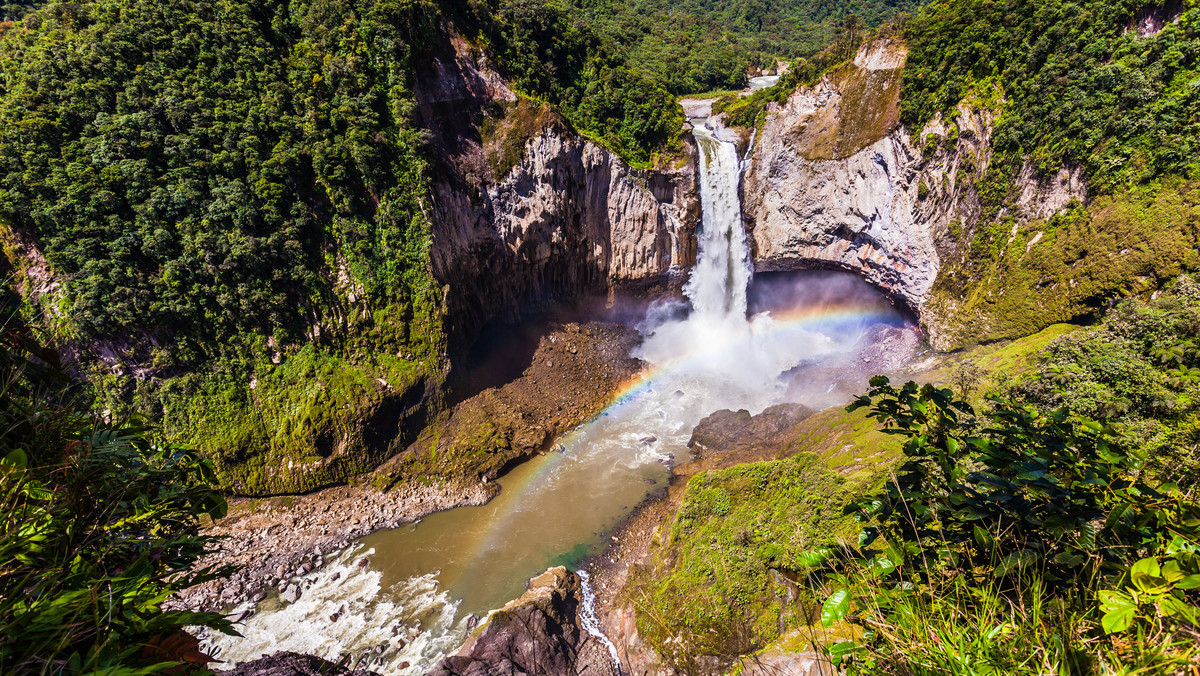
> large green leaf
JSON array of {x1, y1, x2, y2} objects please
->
[
  {"x1": 821, "y1": 589, "x2": 851, "y2": 627},
  {"x1": 1131, "y1": 557, "x2": 1171, "y2": 595},
  {"x1": 1099, "y1": 590, "x2": 1137, "y2": 634}
]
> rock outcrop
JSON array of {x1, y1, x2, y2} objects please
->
[
  {"x1": 415, "y1": 31, "x2": 699, "y2": 350},
  {"x1": 740, "y1": 39, "x2": 1087, "y2": 349},
  {"x1": 742, "y1": 40, "x2": 937, "y2": 317},
  {"x1": 217, "y1": 651, "x2": 379, "y2": 676},
  {"x1": 426, "y1": 567, "x2": 588, "y2": 676}
]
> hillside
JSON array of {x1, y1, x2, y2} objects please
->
[
  {"x1": 566, "y1": 0, "x2": 924, "y2": 94},
  {"x1": 0, "y1": 0, "x2": 688, "y2": 494}
]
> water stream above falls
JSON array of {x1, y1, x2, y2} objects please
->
[{"x1": 202, "y1": 126, "x2": 915, "y2": 674}]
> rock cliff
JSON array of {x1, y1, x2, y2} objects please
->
[
  {"x1": 742, "y1": 40, "x2": 936, "y2": 322},
  {"x1": 740, "y1": 39, "x2": 1087, "y2": 349},
  {"x1": 426, "y1": 567, "x2": 589, "y2": 676},
  {"x1": 415, "y1": 32, "x2": 699, "y2": 350}
]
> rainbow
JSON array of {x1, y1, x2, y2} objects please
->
[
  {"x1": 596, "y1": 301, "x2": 905, "y2": 413},
  {"x1": 483, "y1": 300, "x2": 906, "y2": 520}
]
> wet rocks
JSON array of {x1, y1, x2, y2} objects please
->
[
  {"x1": 282, "y1": 584, "x2": 300, "y2": 604},
  {"x1": 216, "y1": 651, "x2": 378, "y2": 676},
  {"x1": 167, "y1": 480, "x2": 494, "y2": 613},
  {"x1": 425, "y1": 567, "x2": 587, "y2": 676},
  {"x1": 687, "y1": 403, "x2": 817, "y2": 461}
]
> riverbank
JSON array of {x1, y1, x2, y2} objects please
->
[
  {"x1": 173, "y1": 320, "x2": 645, "y2": 618},
  {"x1": 170, "y1": 480, "x2": 496, "y2": 614}
]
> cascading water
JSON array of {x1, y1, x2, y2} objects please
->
[
  {"x1": 686, "y1": 126, "x2": 750, "y2": 320},
  {"x1": 201, "y1": 127, "x2": 910, "y2": 674}
]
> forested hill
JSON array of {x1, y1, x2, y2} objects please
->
[
  {"x1": 0, "y1": 0, "x2": 687, "y2": 494},
  {"x1": 903, "y1": 0, "x2": 1200, "y2": 346},
  {"x1": 566, "y1": 0, "x2": 923, "y2": 94}
]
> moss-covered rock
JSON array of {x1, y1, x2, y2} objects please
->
[
  {"x1": 625, "y1": 452, "x2": 886, "y2": 674},
  {"x1": 90, "y1": 345, "x2": 441, "y2": 495},
  {"x1": 926, "y1": 179, "x2": 1200, "y2": 348}
]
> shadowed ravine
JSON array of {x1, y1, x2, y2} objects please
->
[{"x1": 201, "y1": 125, "x2": 913, "y2": 674}]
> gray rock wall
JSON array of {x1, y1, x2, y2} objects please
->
[
  {"x1": 416, "y1": 31, "x2": 698, "y2": 349},
  {"x1": 740, "y1": 39, "x2": 1086, "y2": 348}
]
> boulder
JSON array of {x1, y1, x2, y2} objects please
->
[
  {"x1": 425, "y1": 567, "x2": 586, "y2": 676},
  {"x1": 217, "y1": 652, "x2": 378, "y2": 676}
]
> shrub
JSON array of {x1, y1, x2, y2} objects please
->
[
  {"x1": 0, "y1": 306, "x2": 235, "y2": 673},
  {"x1": 806, "y1": 377, "x2": 1200, "y2": 674}
]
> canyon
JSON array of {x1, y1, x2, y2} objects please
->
[
  {"x1": 200, "y1": 33, "x2": 1112, "y2": 676},
  {"x1": 4, "y1": 1, "x2": 1199, "y2": 674}
]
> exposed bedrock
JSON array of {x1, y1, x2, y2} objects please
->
[
  {"x1": 415, "y1": 30, "x2": 699, "y2": 352},
  {"x1": 425, "y1": 567, "x2": 589, "y2": 676},
  {"x1": 741, "y1": 39, "x2": 1086, "y2": 349},
  {"x1": 742, "y1": 40, "x2": 936, "y2": 321}
]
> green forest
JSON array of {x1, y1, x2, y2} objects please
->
[
  {"x1": 3, "y1": 0, "x2": 1200, "y2": 671},
  {"x1": 566, "y1": 0, "x2": 921, "y2": 94}
]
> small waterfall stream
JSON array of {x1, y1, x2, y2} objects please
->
[{"x1": 202, "y1": 127, "x2": 910, "y2": 674}]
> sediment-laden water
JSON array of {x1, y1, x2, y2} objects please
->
[{"x1": 202, "y1": 125, "x2": 911, "y2": 674}]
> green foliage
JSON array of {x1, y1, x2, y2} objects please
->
[
  {"x1": 712, "y1": 72, "x2": 802, "y2": 131},
  {"x1": 458, "y1": 0, "x2": 684, "y2": 165},
  {"x1": 1008, "y1": 280, "x2": 1200, "y2": 491},
  {"x1": 804, "y1": 372, "x2": 1200, "y2": 673},
  {"x1": 928, "y1": 179, "x2": 1200, "y2": 348},
  {"x1": 627, "y1": 453, "x2": 884, "y2": 673},
  {"x1": 0, "y1": 0, "x2": 441, "y2": 362},
  {"x1": 0, "y1": 305, "x2": 235, "y2": 673},
  {"x1": 903, "y1": 0, "x2": 1200, "y2": 190},
  {"x1": 564, "y1": 0, "x2": 921, "y2": 96},
  {"x1": 0, "y1": 0, "x2": 459, "y2": 492}
]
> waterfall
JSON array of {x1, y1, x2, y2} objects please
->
[
  {"x1": 685, "y1": 126, "x2": 752, "y2": 321},
  {"x1": 200, "y1": 124, "x2": 910, "y2": 676}
]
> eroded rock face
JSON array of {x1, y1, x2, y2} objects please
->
[
  {"x1": 743, "y1": 40, "x2": 938, "y2": 317},
  {"x1": 426, "y1": 567, "x2": 586, "y2": 676},
  {"x1": 416, "y1": 30, "x2": 698, "y2": 350},
  {"x1": 741, "y1": 39, "x2": 1087, "y2": 349}
]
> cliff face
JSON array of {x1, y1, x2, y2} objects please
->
[
  {"x1": 741, "y1": 40, "x2": 1087, "y2": 349},
  {"x1": 743, "y1": 41, "x2": 935, "y2": 318},
  {"x1": 415, "y1": 33, "x2": 698, "y2": 349}
]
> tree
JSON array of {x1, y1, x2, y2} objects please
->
[{"x1": 840, "y1": 13, "x2": 864, "y2": 59}]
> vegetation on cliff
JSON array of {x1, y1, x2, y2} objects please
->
[
  {"x1": 0, "y1": 0, "x2": 453, "y2": 492},
  {"x1": 627, "y1": 452, "x2": 884, "y2": 673},
  {"x1": 904, "y1": 0, "x2": 1200, "y2": 190},
  {"x1": 0, "y1": 0, "x2": 687, "y2": 492},
  {"x1": 0, "y1": 301, "x2": 234, "y2": 673},
  {"x1": 928, "y1": 178, "x2": 1200, "y2": 346},
  {"x1": 907, "y1": 0, "x2": 1200, "y2": 344}
]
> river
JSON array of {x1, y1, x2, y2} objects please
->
[{"x1": 201, "y1": 124, "x2": 911, "y2": 674}]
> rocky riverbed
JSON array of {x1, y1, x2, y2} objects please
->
[
  {"x1": 170, "y1": 480, "x2": 496, "y2": 615},
  {"x1": 173, "y1": 320, "x2": 645, "y2": 620}
]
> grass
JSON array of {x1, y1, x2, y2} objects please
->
[
  {"x1": 928, "y1": 179, "x2": 1200, "y2": 350},
  {"x1": 625, "y1": 452, "x2": 887, "y2": 674},
  {"x1": 781, "y1": 404, "x2": 903, "y2": 469},
  {"x1": 917, "y1": 323, "x2": 1084, "y2": 405}
]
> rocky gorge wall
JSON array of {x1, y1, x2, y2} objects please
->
[
  {"x1": 740, "y1": 39, "x2": 1089, "y2": 350},
  {"x1": 414, "y1": 32, "x2": 699, "y2": 351}
]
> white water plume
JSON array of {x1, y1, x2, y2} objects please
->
[{"x1": 685, "y1": 126, "x2": 751, "y2": 320}]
